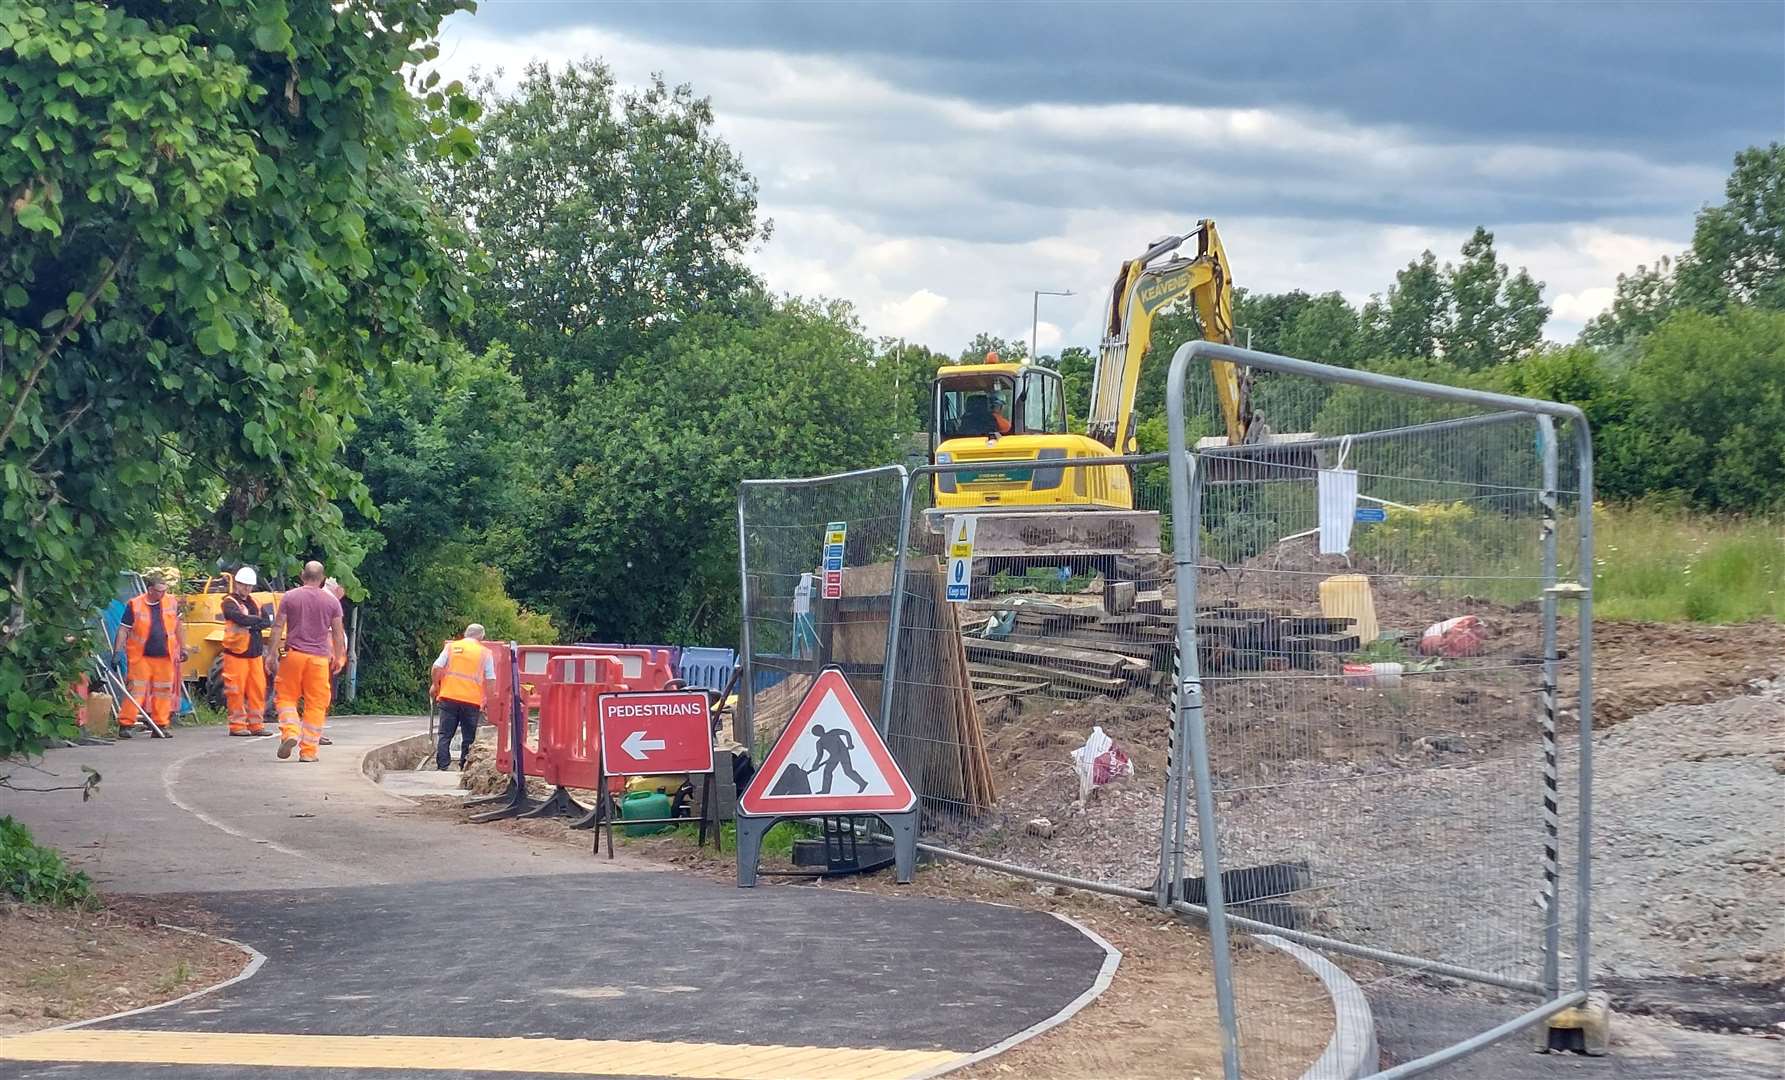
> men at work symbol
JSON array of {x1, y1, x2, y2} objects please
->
[{"x1": 769, "y1": 724, "x2": 869, "y2": 795}]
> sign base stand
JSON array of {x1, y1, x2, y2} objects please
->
[
  {"x1": 517, "y1": 785, "x2": 590, "y2": 821},
  {"x1": 588, "y1": 762, "x2": 721, "y2": 859},
  {"x1": 736, "y1": 810, "x2": 917, "y2": 887}
]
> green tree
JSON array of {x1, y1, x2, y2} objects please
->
[
  {"x1": 877, "y1": 339, "x2": 949, "y2": 434},
  {"x1": 345, "y1": 344, "x2": 554, "y2": 705},
  {"x1": 1277, "y1": 291, "x2": 1365, "y2": 367},
  {"x1": 432, "y1": 59, "x2": 766, "y2": 396},
  {"x1": 1051, "y1": 345, "x2": 1096, "y2": 426},
  {"x1": 1676, "y1": 143, "x2": 1785, "y2": 312},
  {"x1": 1440, "y1": 228, "x2": 1549, "y2": 368},
  {"x1": 1580, "y1": 257, "x2": 1679, "y2": 349},
  {"x1": 1368, "y1": 250, "x2": 1449, "y2": 359},
  {"x1": 1620, "y1": 308, "x2": 1785, "y2": 510},
  {"x1": 0, "y1": 0, "x2": 474, "y2": 756},
  {"x1": 507, "y1": 297, "x2": 900, "y2": 644},
  {"x1": 1443, "y1": 227, "x2": 1509, "y2": 369},
  {"x1": 957, "y1": 332, "x2": 1026, "y2": 364}
]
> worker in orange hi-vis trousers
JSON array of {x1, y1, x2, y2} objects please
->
[
  {"x1": 266, "y1": 561, "x2": 346, "y2": 763},
  {"x1": 111, "y1": 572, "x2": 185, "y2": 739},
  {"x1": 220, "y1": 566, "x2": 276, "y2": 737}
]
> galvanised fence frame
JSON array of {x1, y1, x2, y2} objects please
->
[{"x1": 735, "y1": 344, "x2": 1594, "y2": 1078}]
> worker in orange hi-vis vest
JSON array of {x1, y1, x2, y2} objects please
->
[
  {"x1": 111, "y1": 572, "x2": 185, "y2": 738},
  {"x1": 220, "y1": 566, "x2": 276, "y2": 737},
  {"x1": 266, "y1": 561, "x2": 346, "y2": 763},
  {"x1": 430, "y1": 624, "x2": 495, "y2": 771}
]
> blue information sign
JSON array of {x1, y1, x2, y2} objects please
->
[{"x1": 1354, "y1": 506, "x2": 1387, "y2": 523}]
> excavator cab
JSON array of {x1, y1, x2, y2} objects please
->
[{"x1": 933, "y1": 366, "x2": 1066, "y2": 444}]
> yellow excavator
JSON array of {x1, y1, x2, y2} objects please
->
[{"x1": 928, "y1": 220, "x2": 1281, "y2": 573}]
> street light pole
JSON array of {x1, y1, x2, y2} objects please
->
[{"x1": 1032, "y1": 288, "x2": 1074, "y2": 363}]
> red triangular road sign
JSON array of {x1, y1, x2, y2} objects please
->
[{"x1": 740, "y1": 667, "x2": 916, "y2": 816}]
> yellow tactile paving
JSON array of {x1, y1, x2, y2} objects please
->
[{"x1": 0, "y1": 1030, "x2": 966, "y2": 1079}]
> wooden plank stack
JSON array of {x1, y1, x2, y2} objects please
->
[
  {"x1": 958, "y1": 596, "x2": 1360, "y2": 696},
  {"x1": 962, "y1": 597, "x2": 1174, "y2": 700},
  {"x1": 828, "y1": 561, "x2": 995, "y2": 817}
]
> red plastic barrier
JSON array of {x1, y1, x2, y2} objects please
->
[
  {"x1": 485, "y1": 642, "x2": 684, "y2": 801},
  {"x1": 536, "y1": 653, "x2": 624, "y2": 789}
]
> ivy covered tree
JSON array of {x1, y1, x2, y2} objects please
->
[{"x1": 0, "y1": 0, "x2": 476, "y2": 755}]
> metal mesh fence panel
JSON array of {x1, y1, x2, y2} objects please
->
[
  {"x1": 737, "y1": 466, "x2": 908, "y2": 755},
  {"x1": 882, "y1": 455, "x2": 1180, "y2": 900},
  {"x1": 1166, "y1": 343, "x2": 1594, "y2": 1079}
]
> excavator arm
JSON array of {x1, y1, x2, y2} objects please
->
[{"x1": 1084, "y1": 219, "x2": 1252, "y2": 452}]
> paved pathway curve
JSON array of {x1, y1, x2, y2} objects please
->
[{"x1": 0, "y1": 717, "x2": 1116, "y2": 1079}]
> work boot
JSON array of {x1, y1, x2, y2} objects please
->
[
  {"x1": 249, "y1": 728, "x2": 275, "y2": 737},
  {"x1": 319, "y1": 736, "x2": 332, "y2": 746},
  {"x1": 229, "y1": 729, "x2": 254, "y2": 737},
  {"x1": 116, "y1": 726, "x2": 134, "y2": 740},
  {"x1": 277, "y1": 737, "x2": 296, "y2": 760},
  {"x1": 297, "y1": 756, "x2": 318, "y2": 764}
]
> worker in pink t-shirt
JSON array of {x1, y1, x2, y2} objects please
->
[{"x1": 267, "y1": 561, "x2": 346, "y2": 762}]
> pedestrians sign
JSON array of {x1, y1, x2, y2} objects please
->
[
  {"x1": 1354, "y1": 506, "x2": 1387, "y2": 523},
  {"x1": 596, "y1": 691, "x2": 715, "y2": 777},
  {"x1": 945, "y1": 514, "x2": 977, "y2": 603},
  {"x1": 822, "y1": 521, "x2": 847, "y2": 599},
  {"x1": 739, "y1": 668, "x2": 915, "y2": 817}
]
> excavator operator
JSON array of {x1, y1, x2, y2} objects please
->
[{"x1": 959, "y1": 391, "x2": 1012, "y2": 437}]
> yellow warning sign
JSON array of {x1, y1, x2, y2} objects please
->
[{"x1": 948, "y1": 520, "x2": 973, "y2": 559}]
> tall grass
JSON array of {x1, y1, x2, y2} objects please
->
[{"x1": 1592, "y1": 506, "x2": 1784, "y2": 623}]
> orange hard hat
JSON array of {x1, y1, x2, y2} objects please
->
[{"x1": 986, "y1": 350, "x2": 999, "y2": 363}]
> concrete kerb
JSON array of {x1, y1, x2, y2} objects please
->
[
  {"x1": 47, "y1": 925, "x2": 267, "y2": 1033},
  {"x1": 355, "y1": 725, "x2": 437, "y2": 809},
  {"x1": 1257, "y1": 934, "x2": 1380, "y2": 1080},
  {"x1": 911, "y1": 912, "x2": 1122, "y2": 1079},
  {"x1": 359, "y1": 730, "x2": 433, "y2": 788}
]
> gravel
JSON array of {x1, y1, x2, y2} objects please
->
[{"x1": 1591, "y1": 675, "x2": 1785, "y2": 984}]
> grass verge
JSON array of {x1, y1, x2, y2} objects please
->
[{"x1": 1593, "y1": 506, "x2": 1783, "y2": 623}]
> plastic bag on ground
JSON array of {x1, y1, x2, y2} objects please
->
[{"x1": 1070, "y1": 724, "x2": 1133, "y2": 802}]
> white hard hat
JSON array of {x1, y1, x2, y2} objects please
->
[{"x1": 234, "y1": 566, "x2": 258, "y2": 587}]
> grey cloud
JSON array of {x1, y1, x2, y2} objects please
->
[{"x1": 464, "y1": 1, "x2": 1784, "y2": 159}]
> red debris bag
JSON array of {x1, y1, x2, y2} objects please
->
[{"x1": 1420, "y1": 615, "x2": 1489, "y2": 658}]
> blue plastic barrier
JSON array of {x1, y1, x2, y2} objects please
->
[{"x1": 678, "y1": 647, "x2": 737, "y2": 693}]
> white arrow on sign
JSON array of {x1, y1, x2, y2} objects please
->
[{"x1": 621, "y1": 730, "x2": 667, "y2": 761}]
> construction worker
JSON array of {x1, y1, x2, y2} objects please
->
[
  {"x1": 220, "y1": 566, "x2": 275, "y2": 737},
  {"x1": 111, "y1": 573, "x2": 185, "y2": 738},
  {"x1": 983, "y1": 352, "x2": 1013, "y2": 435},
  {"x1": 430, "y1": 623, "x2": 495, "y2": 771},
  {"x1": 267, "y1": 561, "x2": 346, "y2": 763}
]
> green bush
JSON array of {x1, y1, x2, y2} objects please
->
[{"x1": 0, "y1": 816, "x2": 95, "y2": 908}]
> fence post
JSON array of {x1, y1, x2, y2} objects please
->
[
  {"x1": 1537, "y1": 415, "x2": 1562, "y2": 999},
  {"x1": 1168, "y1": 342, "x2": 1242, "y2": 1080},
  {"x1": 735, "y1": 485, "x2": 756, "y2": 752},
  {"x1": 877, "y1": 468, "x2": 920, "y2": 737},
  {"x1": 1574, "y1": 420, "x2": 1597, "y2": 993}
]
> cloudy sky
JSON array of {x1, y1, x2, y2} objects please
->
[{"x1": 433, "y1": 1, "x2": 1785, "y2": 353}]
